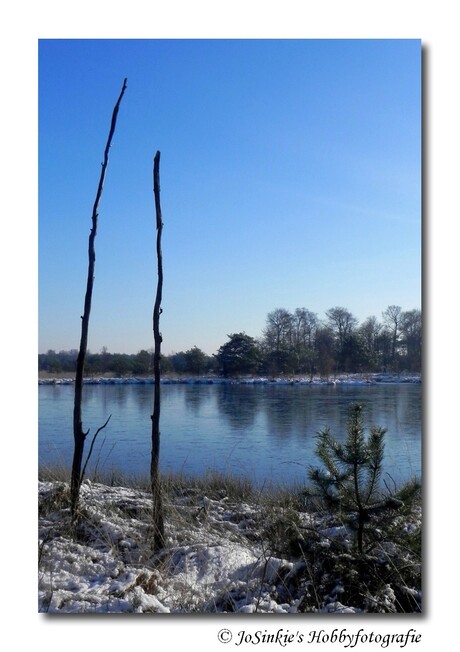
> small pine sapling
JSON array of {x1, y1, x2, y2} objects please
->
[{"x1": 308, "y1": 403, "x2": 403, "y2": 553}]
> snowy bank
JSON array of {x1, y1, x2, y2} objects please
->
[{"x1": 39, "y1": 479, "x2": 421, "y2": 614}]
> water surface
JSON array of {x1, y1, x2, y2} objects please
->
[{"x1": 39, "y1": 383, "x2": 422, "y2": 487}]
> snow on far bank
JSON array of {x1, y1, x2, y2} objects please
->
[{"x1": 38, "y1": 372, "x2": 421, "y2": 386}]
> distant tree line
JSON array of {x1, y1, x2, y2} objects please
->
[
  {"x1": 39, "y1": 304, "x2": 421, "y2": 378},
  {"x1": 255, "y1": 304, "x2": 421, "y2": 378},
  {"x1": 38, "y1": 346, "x2": 217, "y2": 377}
]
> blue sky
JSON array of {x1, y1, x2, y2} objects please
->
[{"x1": 39, "y1": 39, "x2": 421, "y2": 356}]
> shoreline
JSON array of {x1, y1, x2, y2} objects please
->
[{"x1": 38, "y1": 372, "x2": 421, "y2": 386}]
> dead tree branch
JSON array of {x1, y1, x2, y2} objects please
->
[
  {"x1": 71, "y1": 78, "x2": 127, "y2": 521},
  {"x1": 151, "y1": 150, "x2": 165, "y2": 549},
  {"x1": 80, "y1": 414, "x2": 112, "y2": 485}
]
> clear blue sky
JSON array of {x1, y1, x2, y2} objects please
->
[{"x1": 39, "y1": 39, "x2": 421, "y2": 356}]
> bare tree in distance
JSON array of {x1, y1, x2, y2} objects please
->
[
  {"x1": 382, "y1": 305, "x2": 403, "y2": 365},
  {"x1": 326, "y1": 306, "x2": 358, "y2": 349},
  {"x1": 70, "y1": 78, "x2": 128, "y2": 522},
  {"x1": 151, "y1": 150, "x2": 165, "y2": 549}
]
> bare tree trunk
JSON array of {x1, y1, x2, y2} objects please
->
[
  {"x1": 70, "y1": 78, "x2": 127, "y2": 521},
  {"x1": 151, "y1": 150, "x2": 165, "y2": 549}
]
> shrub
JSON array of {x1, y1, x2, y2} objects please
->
[
  {"x1": 300, "y1": 403, "x2": 421, "y2": 612},
  {"x1": 306, "y1": 403, "x2": 404, "y2": 554}
]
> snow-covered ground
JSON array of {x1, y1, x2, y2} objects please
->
[
  {"x1": 38, "y1": 372, "x2": 421, "y2": 386},
  {"x1": 38, "y1": 479, "x2": 421, "y2": 614}
]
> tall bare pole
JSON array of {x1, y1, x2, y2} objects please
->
[
  {"x1": 70, "y1": 78, "x2": 127, "y2": 521},
  {"x1": 151, "y1": 150, "x2": 165, "y2": 549}
]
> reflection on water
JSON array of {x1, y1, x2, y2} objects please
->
[
  {"x1": 39, "y1": 383, "x2": 421, "y2": 487},
  {"x1": 216, "y1": 385, "x2": 260, "y2": 429}
]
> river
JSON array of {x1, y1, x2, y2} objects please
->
[{"x1": 39, "y1": 382, "x2": 422, "y2": 487}]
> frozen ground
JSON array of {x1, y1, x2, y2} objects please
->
[{"x1": 38, "y1": 479, "x2": 421, "y2": 614}]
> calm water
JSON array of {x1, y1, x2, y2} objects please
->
[{"x1": 39, "y1": 383, "x2": 422, "y2": 487}]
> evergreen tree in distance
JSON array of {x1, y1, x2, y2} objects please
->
[{"x1": 215, "y1": 333, "x2": 261, "y2": 377}]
